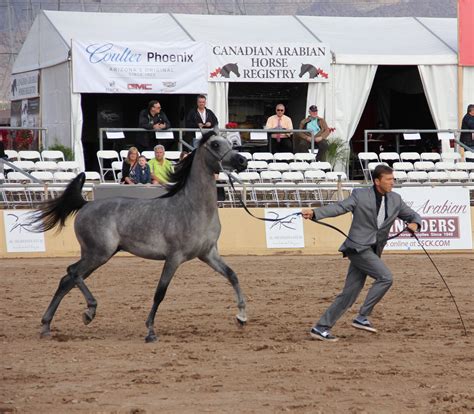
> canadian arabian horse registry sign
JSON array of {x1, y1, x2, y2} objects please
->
[
  {"x1": 72, "y1": 40, "x2": 207, "y2": 94},
  {"x1": 3, "y1": 210, "x2": 45, "y2": 253},
  {"x1": 208, "y1": 43, "x2": 331, "y2": 82},
  {"x1": 386, "y1": 187, "x2": 472, "y2": 251}
]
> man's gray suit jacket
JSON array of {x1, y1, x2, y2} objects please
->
[{"x1": 312, "y1": 188, "x2": 422, "y2": 256}]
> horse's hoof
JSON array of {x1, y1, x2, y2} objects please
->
[
  {"x1": 82, "y1": 310, "x2": 95, "y2": 325},
  {"x1": 235, "y1": 315, "x2": 247, "y2": 328},
  {"x1": 40, "y1": 329, "x2": 52, "y2": 339},
  {"x1": 145, "y1": 334, "x2": 158, "y2": 343}
]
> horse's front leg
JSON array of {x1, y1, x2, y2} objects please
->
[
  {"x1": 200, "y1": 246, "x2": 247, "y2": 326},
  {"x1": 145, "y1": 258, "x2": 182, "y2": 343}
]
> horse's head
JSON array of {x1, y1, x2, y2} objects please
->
[{"x1": 200, "y1": 128, "x2": 247, "y2": 173}]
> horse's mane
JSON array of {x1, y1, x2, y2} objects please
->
[{"x1": 160, "y1": 130, "x2": 216, "y2": 198}]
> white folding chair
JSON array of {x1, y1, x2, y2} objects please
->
[
  {"x1": 378, "y1": 152, "x2": 400, "y2": 163},
  {"x1": 18, "y1": 150, "x2": 41, "y2": 161},
  {"x1": 470, "y1": 172, "x2": 474, "y2": 182},
  {"x1": 111, "y1": 161, "x2": 123, "y2": 182},
  {"x1": 238, "y1": 152, "x2": 252, "y2": 161},
  {"x1": 35, "y1": 161, "x2": 59, "y2": 172},
  {"x1": 120, "y1": 150, "x2": 130, "y2": 161},
  {"x1": 304, "y1": 170, "x2": 326, "y2": 182},
  {"x1": 428, "y1": 171, "x2": 449, "y2": 183},
  {"x1": 141, "y1": 151, "x2": 155, "y2": 160},
  {"x1": 41, "y1": 150, "x2": 65, "y2": 162},
  {"x1": 166, "y1": 151, "x2": 181, "y2": 162},
  {"x1": 464, "y1": 151, "x2": 474, "y2": 162},
  {"x1": 281, "y1": 171, "x2": 304, "y2": 182},
  {"x1": 448, "y1": 170, "x2": 469, "y2": 182},
  {"x1": 84, "y1": 171, "x2": 102, "y2": 182},
  {"x1": 358, "y1": 152, "x2": 379, "y2": 181},
  {"x1": 392, "y1": 162, "x2": 414, "y2": 172},
  {"x1": 420, "y1": 152, "x2": 441, "y2": 162},
  {"x1": 238, "y1": 171, "x2": 260, "y2": 183},
  {"x1": 456, "y1": 162, "x2": 474, "y2": 172},
  {"x1": 294, "y1": 152, "x2": 316, "y2": 162},
  {"x1": 7, "y1": 171, "x2": 33, "y2": 182},
  {"x1": 31, "y1": 171, "x2": 54, "y2": 182},
  {"x1": 393, "y1": 170, "x2": 408, "y2": 182},
  {"x1": 309, "y1": 161, "x2": 332, "y2": 172},
  {"x1": 274, "y1": 152, "x2": 295, "y2": 162},
  {"x1": 57, "y1": 161, "x2": 80, "y2": 172},
  {"x1": 435, "y1": 161, "x2": 456, "y2": 171},
  {"x1": 252, "y1": 152, "x2": 274, "y2": 162},
  {"x1": 5, "y1": 150, "x2": 19, "y2": 161},
  {"x1": 96, "y1": 150, "x2": 120, "y2": 181},
  {"x1": 400, "y1": 152, "x2": 421, "y2": 162},
  {"x1": 246, "y1": 160, "x2": 268, "y2": 171},
  {"x1": 260, "y1": 170, "x2": 282, "y2": 182},
  {"x1": 12, "y1": 160, "x2": 35, "y2": 171},
  {"x1": 54, "y1": 171, "x2": 77, "y2": 182},
  {"x1": 268, "y1": 162, "x2": 290, "y2": 172},
  {"x1": 413, "y1": 161, "x2": 435, "y2": 171},
  {"x1": 288, "y1": 162, "x2": 310, "y2": 172},
  {"x1": 325, "y1": 171, "x2": 347, "y2": 181},
  {"x1": 407, "y1": 171, "x2": 428, "y2": 183},
  {"x1": 441, "y1": 152, "x2": 461, "y2": 163}
]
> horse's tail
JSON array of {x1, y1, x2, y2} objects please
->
[{"x1": 29, "y1": 172, "x2": 87, "y2": 233}]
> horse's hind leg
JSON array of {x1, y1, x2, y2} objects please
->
[
  {"x1": 200, "y1": 247, "x2": 247, "y2": 325},
  {"x1": 145, "y1": 258, "x2": 182, "y2": 343},
  {"x1": 40, "y1": 256, "x2": 108, "y2": 338},
  {"x1": 75, "y1": 277, "x2": 98, "y2": 325}
]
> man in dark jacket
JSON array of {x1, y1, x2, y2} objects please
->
[
  {"x1": 294, "y1": 105, "x2": 330, "y2": 161},
  {"x1": 137, "y1": 100, "x2": 171, "y2": 153},
  {"x1": 460, "y1": 104, "x2": 474, "y2": 151},
  {"x1": 185, "y1": 95, "x2": 219, "y2": 148}
]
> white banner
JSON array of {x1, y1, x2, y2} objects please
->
[
  {"x1": 72, "y1": 40, "x2": 208, "y2": 94},
  {"x1": 265, "y1": 208, "x2": 305, "y2": 248},
  {"x1": 10, "y1": 70, "x2": 39, "y2": 100},
  {"x1": 209, "y1": 43, "x2": 331, "y2": 82},
  {"x1": 385, "y1": 187, "x2": 472, "y2": 251},
  {"x1": 3, "y1": 210, "x2": 45, "y2": 253}
]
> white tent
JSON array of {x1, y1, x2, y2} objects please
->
[{"x1": 13, "y1": 11, "x2": 469, "y2": 170}]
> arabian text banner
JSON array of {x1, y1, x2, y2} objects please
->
[{"x1": 208, "y1": 43, "x2": 331, "y2": 82}]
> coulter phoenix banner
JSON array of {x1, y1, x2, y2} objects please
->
[
  {"x1": 385, "y1": 187, "x2": 472, "y2": 251},
  {"x1": 72, "y1": 40, "x2": 207, "y2": 94},
  {"x1": 208, "y1": 43, "x2": 331, "y2": 82}
]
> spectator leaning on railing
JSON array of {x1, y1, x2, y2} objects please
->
[
  {"x1": 137, "y1": 100, "x2": 171, "y2": 153},
  {"x1": 265, "y1": 103, "x2": 293, "y2": 154}
]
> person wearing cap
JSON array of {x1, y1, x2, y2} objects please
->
[
  {"x1": 294, "y1": 105, "x2": 330, "y2": 161},
  {"x1": 265, "y1": 104, "x2": 294, "y2": 153}
]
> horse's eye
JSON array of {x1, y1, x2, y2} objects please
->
[{"x1": 211, "y1": 141, "x2": 219, "y2": 149}]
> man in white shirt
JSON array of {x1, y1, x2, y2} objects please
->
[{"x1": 265, "y1": 104, "x2": 294, "y2": 153}]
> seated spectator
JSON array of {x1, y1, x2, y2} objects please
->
[
  {"x1": 121, "y1": 147, "x2": 139, "y2": 184},
  {"x1": 135, "y1": 155, "x2": 151, "y2": 184},
  {"x1": 265, "y1": 104, "x2": 293, "y2": 154},
  {"x1": 148, "y1": 144, "x2": 173, "y2": 185},
  {"x1": 294, "y1": 105, "x2": 330, "y2": 161}
]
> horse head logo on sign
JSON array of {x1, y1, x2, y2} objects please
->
[{"x1": 210, "y1": 63, "x2": 240, "y2": 78}]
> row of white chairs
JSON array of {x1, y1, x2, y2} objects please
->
[
  {"x1": 219, "y1": 170, "x2": 348, "y2": 183},
  {"x1": 239, "y1": 152, "x2": 317, "y2": 163},
  {"x1": 246, "y1": 160, "x2": 332, "y2": 172},
  {"x1": 369, "y1": 161, "x2": 474, "y2": 172},
  {"x1": 394, "y1": 170, "x2": 474, "y2": 183},
  {"x1": 4, "y1": 160, "x2": 80, "y2": 172},
  {"x1": 4, "y1": 150, "x2": 68, "y2": 162},
  {"x1": 359, "y1": 151, "x2": 474, "y2": 164},
  {"x1": 3, "y1": 171, "x2": 101, "y2": 183}
]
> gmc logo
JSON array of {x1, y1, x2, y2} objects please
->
[{"x1": 127, "y1": 83, "x2": 152, "y2": 90}]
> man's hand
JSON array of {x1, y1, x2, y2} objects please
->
[
  {"x1": 407, "y1": 222, "x2": 418, "y2": 234},
  {"x1": 204, "y1": 122, "x2": 211, "y2": 127},
  {"x1": 302, "y1": 208, "x2": 314, "y2": 220}
]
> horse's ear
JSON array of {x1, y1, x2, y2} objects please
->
[{"x1": 213, "y1": 124, "x2": 220, "y2": 136}]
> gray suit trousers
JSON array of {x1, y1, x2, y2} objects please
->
[{"x1": 316, "y1": 249, "x2": 393, "y2": 330}]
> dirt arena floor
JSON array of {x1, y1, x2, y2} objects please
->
[{"x1": 1, "y1": 254, "x2": 473, "y2": 413}]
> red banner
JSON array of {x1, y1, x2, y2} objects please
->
[{"x1": 459, "y1": 0, "x2": 474, "y2": 66}]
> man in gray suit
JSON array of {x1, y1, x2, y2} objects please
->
[{"x1": 302, "y1": 165, "x2": 422, "y2": 342}]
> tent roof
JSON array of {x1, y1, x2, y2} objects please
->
[{"x1": 13, "y1": 11, "x2": 458, "y2": 74}]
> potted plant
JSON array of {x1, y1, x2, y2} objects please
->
[{"x1": 326, "y1": 136, "x2": 349, "y2": 172}]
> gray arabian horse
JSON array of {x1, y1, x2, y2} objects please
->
[{"x1": 30, "y1": 130, "x2": 248, "y2": 342}]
